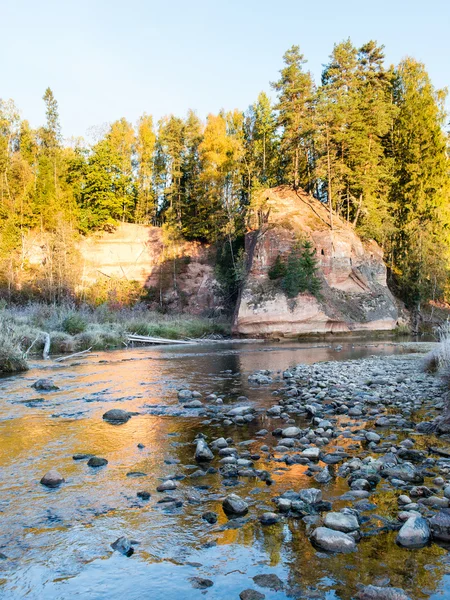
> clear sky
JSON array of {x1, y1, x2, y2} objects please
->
[{"x1": 3, "y1": 0, "x2": 449, "y2": 140}]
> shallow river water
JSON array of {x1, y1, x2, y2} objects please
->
[{"x1": 0, "y1": 340, "x2": 449, "y2": 600}]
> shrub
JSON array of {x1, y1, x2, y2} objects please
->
[
  {"x1": 268, "y1": 255, "x2": 287, "y2": 280},
  {"x1": 270, "y1": 240, "x2": 321, "y2": 299},
  {"x1": 62, "y1": 313, "x2": 87, "y2": 335}
]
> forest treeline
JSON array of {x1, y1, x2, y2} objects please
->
[{"x1": 0, "y1": 39, "x2": 449, "y2": 309}]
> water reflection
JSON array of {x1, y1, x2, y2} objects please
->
[{"x1": 0, "y1": 340, "x2": 445, "y2": 599}]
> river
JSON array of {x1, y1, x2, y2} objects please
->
[{"x1": 0, "y1": 340, "x2": 449, "y2": 600}]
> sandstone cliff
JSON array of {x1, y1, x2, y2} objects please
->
[
  {"x1": 27, "y1": 224, "x2": 220, "y2": 315},
  {"x1": 233, "y1": 186, "x2": 398, "y2": 337}
]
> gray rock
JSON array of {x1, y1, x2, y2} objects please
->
[
  {"x1": 202, "y1": 511, "x2": 218, "y2": 524},
  {"x1": 259, "y1": 512, "x2": 279, "y2": 525},
  {"x1": 281, "y1": 427, "x2": 301, "y2": 438},
  {"x1": 195, "y1": 439, "x2": 214, "y2": 462},
  {"x1": 356, "y1": 585, "x2": 411, "y2": 600},
  {"x1": 302, "y1": 447, "x2": 320, "y2": 460},
  {"x1": 299, "y1": 488, "x2": 322, "y2": 504},
  {"x1": 252, "y1": 574, "x2": 283, "y2": 591},
  {"x1": 310, "y1": 526, "x2": 357, "y2": 553},
  {"x1": 189, "y1": 577, "x2": 214, "y2": 589},
  {"x1": 381, "y1": 463, "x2": 423, "y2": 484},
  {"x1": 314, "y1": 466, "x2": 332, "y2": 484},
  {"x1": 87, "y1": 457, "x2": 108, "y2": 467},
  {"x1": 429, "y1": 508, "x2": 450, "y2": 542},
  {"x1": 222, "y1": 493, "x2": 248, "y2": 517},
  {"x1": 111, "y1": 536, "x2": 134, "y2": 556},
  {"x1": 396, "y1": 515, "x2": 430, "y2": 548},
  {"x1": 239, "y1": 590, "x2": 265, "y2": 600},
  {"x1": 32, "y1": 379, "x2": 59, "y2": 391},
  {"x1": 156, "y1": 480, "x2": 177, "y2": 492},
  {"x1": 178, "y1": 389, "x2": 193, "y2": 400},
  {"x1": 102, "y1": 409, "x2": 131, "y2": 423},
  {"x1": 40, "y1": 470, "x2": 65, "y2": 488},
  {"x1": 324, "y1": 512, "x2": 359, "y2": 533}
]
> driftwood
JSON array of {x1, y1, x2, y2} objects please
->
[
  {"x1": 42, "y1": 333, "x2": 51, "y2": 359},
  {"x1": 127, "y1": 334, "x2": 195, "y2": 345},
  {"x1": 54, "y1": 348, "x2": 92, "y2": 362}
]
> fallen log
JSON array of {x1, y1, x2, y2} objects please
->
[
  {"x1": 54, "y1": 348, "x2": 92, "y2": 362},
  {"x1": 127, "y1": 334, "x2": 195, "y2": 345}
]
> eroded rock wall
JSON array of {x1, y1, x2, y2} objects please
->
[{"x1": 233, "y1": 187, "x2": 398, "y2": 336}]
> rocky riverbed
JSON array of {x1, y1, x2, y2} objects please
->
[{"x1": 1, "y1": 341, "x2": 450, "y2": 599}]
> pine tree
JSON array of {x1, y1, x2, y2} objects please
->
[{"x1": 271, "y1": 46, "x2": 315, "y2": 190}]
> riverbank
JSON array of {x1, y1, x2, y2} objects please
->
[
  {"x1": 0, "y1": 303, "x2": 230, "y2": 373},
  {"x1": 2, "y1": 341, "x2": 450, "y2": 599}
]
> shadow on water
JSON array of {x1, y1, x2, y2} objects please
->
[{"x1": 0, "y1": 340, "x2": 448, "y2": 600}]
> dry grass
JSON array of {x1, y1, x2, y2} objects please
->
[
  {"x1": 422, "y1": 322, "x2": 450, "y2": 378},
  {"x1": 0, "y1": 302, "x2": 231, "y2": 361}
]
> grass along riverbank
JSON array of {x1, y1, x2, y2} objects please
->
[{"x1": 0, "y1": 303, "x2": 230, "y2": 373}]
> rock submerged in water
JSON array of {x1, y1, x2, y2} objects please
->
[
  {"x1": 111, "y1": 536, "x2": 134, "y2": 557},
  {"x1": 252, "y1": 574, "x2": 283, "y2": 591},
  {"x1": 32, "y1": 379, "x2": 59, "y2": 391},
  {"x1": 355, "y1": 585, "x2": 411, "y2": 600},
  {"x1": 189, "y1": 577, "x2": 214, "y2": 589},
  {"x1": 310, "y1": 526, "x2": 357, "y2": 553},
  {"x1": 87, "y1": 457, "x2": 108, "y2": 467},
  {"x1": 396, "y1": 515, "x2": 430, "y2": 548},
  {"x1": 239, "y1": 590, "x2": 265, "y2": 600},
  {"x1": 40, "y1": 470, "x2": 65, "y2": 488},
  {"x1": 222, "y1": 493, "x2": 248, "y2": 517},
  {"x1": 259, "y1": 512, "x2": 279, "y2": 526},
  {"x1": 102, "y1": 409, "x2": 131, "y2": 424}
]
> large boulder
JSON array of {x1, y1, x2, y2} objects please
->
[
  {"x1": 310, "y1": 526, "x2": 357, "y2": 553},
  {"x1": 380, "y1": 463, "x2": 424, "y2": 484}
]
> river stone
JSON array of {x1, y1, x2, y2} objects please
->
[
  {"x1": 281, "y1": 427, "x2": 301, "y2": 438},
  {"x1": 444, "y1": 486, "x2": 450, "y2": 500},
  {"x1": 195, "y1": 439, "x2": 214, "y2": 462},
  {"x1": 365, "y1": 432, "x2": 381, "y2": 443},
  {"x1": 40, "y1": 470, "x2": 65, "y2": 488},
  {"x1": 178, "y1": 389, "x2": 192, "y2": 400},
  {"x1": 189, "y1": 577, "x2": 214, "y2": 589},
  {"x1": 137, "y1": 491, "x2": 151, "y2": 500},
  {"x1": 222, "y1": 493, "x2": 248, "y2": 516},
  {"x1": 314, "y1": 466, "x2": 332, "y2": 484},
  {"x1": 356, "y1": 585, "x2": 411, "y2": 599},
  {"x1": 310, "y1": 526, "x2": 357, "y2": 553},
  {"x1": 111, "y1": 536, "x2": 134, "y2": 557},
  {"x1": 396, "y1": 515, "x2": 430, "y2": 548},
  {"x1": 381, "y1": 463, "x2": 423, "y2": 484},
  {"x1": 157, "y1": 480, "x2": 177, "y2": 492},
  {"x1": 259, "y1": 512, "x2": 279, "y2": 525},
  {"x1": 299, "y1": 488, "x2": 322, "y2": 504},
  {"x1": 429, "y1": 508, "x2": 450, "y2": 542},
  {"x1": 252, "y1": 574, "x2": 283, "y2": 591},
  {"x1": 240, "y1": 590, "x2": 265, "y2": 600},
  {"x1": 32, "y1": 378, "x2": 59, "y2": 391},
  {"x1": 202, "y1": 511, "x2": 218, "y2": 524},
  {"x1": 302, "y1": 447, "x2": 320, "y2": 460},
  {"x1": 324, "y1": 512, "x2": 359, "y2": 533},
  {"x1": 102, "y1": 409, "x2": 131, "y2": 424},
  {"x1": 87, "y1": 457, "x2": 108, "y2": 467}
]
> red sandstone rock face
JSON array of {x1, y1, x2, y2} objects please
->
[{"x1": 233, "y1": 187, "x2": 398, "y2": 337}]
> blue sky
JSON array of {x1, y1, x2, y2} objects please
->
[{"x1": 3, "y1": 0, "x2": 449, "y2": 140}]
